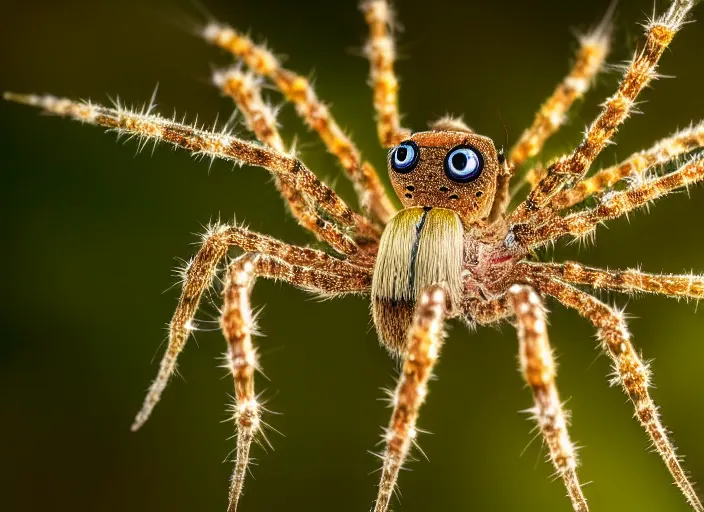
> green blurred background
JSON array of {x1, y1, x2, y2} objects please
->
[{"x1": 1, "y1": 0, "x2": 703, "y2": 511}]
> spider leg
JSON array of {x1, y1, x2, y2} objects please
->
[
  {"x1": 212, "y1": 69, "x2": 363, "y2": 256},
  {"x1": 508, "y1": 285, "x2": 588, "y2": 512},
  {"x1": 512, "y1": 0, "x2": 698, "y2": 223},
  {"x1": 511, "y1": 155, "x2": 704, "y2": 250},
  {"x1": 461, "y1": 296, "x2": 512, "y2": 326},
  {"x1": 551, "y1": 122, "x2": 704, "y2": 210},
  {"x1": 202, "y1": 23, "x2": 397, "y2": 223},
  {"x1": 535, "y1": 277, "x2": 703, "y2": 512},
  {"x1": 4, "y1": 93, "x2": 381, "y2": 242},
  {"x1": 129, "y1": 222, "x2": 371, "y2": 431},
  {"x1": 373, "y1": 286, "x2": 448, "y2": 512},
  {"x1": 361, "y1": 0, "x2": 411, "y2": 149},
  {"x1": 220, "y1": 252, "x2": 371, "y2": 512},
  {"x1": 511, "y1": 5, "x2": 613, "y2": 173},
  {"x1": 526, "y1": 261, "x2": 704, "y2": 300}
]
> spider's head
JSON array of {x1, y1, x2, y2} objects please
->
[{"x1": 387, "y1": 130, "x2": 500, "y2": 223}]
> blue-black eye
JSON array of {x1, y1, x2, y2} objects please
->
[
  {"x1": 444, "y1": 145, "x2": 484, "y2": 183},
  {"x1": 390, "y1": 141, "x2": 419, "y2": 173}
]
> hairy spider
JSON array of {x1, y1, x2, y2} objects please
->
[{"x1": 5, "y1": 0, "x2": 704, "y2": 511}]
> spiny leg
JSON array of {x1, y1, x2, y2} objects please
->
[
  {"x1": 4, "y1": 93, "x2": 380, "y2": 241},
  {"x1": 127, "y1": 222, "x2": 370, "y2": 430},
  {"x1": 202, "y1": 23, "x2": 397, "y2": 223},
  {"x1": 508, "y1": 285, "x2": 587, "y2": 512},
  {"x1": 500, "y1": 8, "x2": 613, "y2": 219},
  {"x1": 551, "y1": 121, "x2": 704, "y2": 210},
  {"x1": 511, "y1": 155, "x2": 704, "y2": 250},
  {"x1": 512, "y1": 0, "x2": 699, "y2": 223},
  {"x1": 220, "y1": 252, "x2": 372, "y2": 512},
  {"x1": 374, "y1": 286, "x2": 447, "y2": 512},
  {"x1": 212, "y1": 68, "x2": 363, "y2": 257},
  {"x1": 536, "y1": 278, "x2": 703, "y2": 512},
  {"x1": 361, "y1": 0, "x2": 411, "y2": 148},
  {"x1": 525, "y1": 261, "x2": 704, "y2": 300},
  {"x1": 511, "y1": 6, "x2": 613, "y2": 173},
  {"x1": 221, "y1": 255, "x2": 259, "y2": 512}
]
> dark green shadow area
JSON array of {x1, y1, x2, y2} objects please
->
[{"x1": 1, "y1": 1, "x2": 702, "y2": 511}]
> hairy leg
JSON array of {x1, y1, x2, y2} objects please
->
[
  {"x1": 221, "y1": 255, "x2": 260, "y2": 512},
  {"x1": 374, "y1": 286, "x2": 447, "y2": 512},
  {"x1": 552, "y1": 122, "x2": 704, "y2": 210},
  {"x1": 221, "y1": 252, "x2": 371, "y2": 511},
  {"x1": 461, "y1": 296, "x2": 512, "y2": 326},
  {"x1": 508, "y1": 285, "x2": 587, "y2": 512},
  {"x1": 511, "y1": 155, "x2": 704, "y2": 250},
  {"x1": 361, "y1": 0, "x2": 411, "y2": 148},
  {"x1": 213, "y1": 68, "x2": 364, "y2": 256},
  {"x1": 202, "y1": 23, "x2": 396, "y2": 223},
  {"x1": 127, "y1": 222, "x2": 371, "y2": 431},
  {"x1": 4, "y1": 93, "x2": 381, "y2": 240},
  {"x1": 511, "y1": 6, "x2": 613, "y2": 172},
  {"x1": 512, "y1": 0, "x2": 698, "y2": 223},
  {"x1": 536, "y1": 278, "x2": 703, "y2": 512},
  {"x1": 526, "y1": 261, "x2": 704, "y2": 300}
]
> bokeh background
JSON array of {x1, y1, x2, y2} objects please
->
[{"x1": 1, "y1": 0, "x2": 703, "y2": 511}]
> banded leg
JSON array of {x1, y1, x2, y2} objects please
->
[
  {"x1": 511, "y1": 7, "x2": 613, "y2": 172},
  {"x1": 128, "y1": 222, "x2": 370, "y2": 431},
  {"x1": 202, "y1": 23, "x2": 396, "y2": 223},
  {"x1": 361, "y1": 0, "x2": 411, "y2": 148},
  {"x1": 512, "y1": 155, "x2": 704, "y2": 250},
  {"x1": 374, "y1": 286, "x2": 447, "y2": 512},
  {"x1": 221, "y1": 252, "x2": 372, "y2": 512},
  {"x1": 551, "y1": 122, "x2": 704, "y2": 210},
  {"x1": 508, "y1": 285, "x2": 587, "y2": 512},
  {"x1": 512, "y1": 0, "x2": 698, "y2": 223},
  {"x1": 537, "y1": 278, "x2": 703, "y2": 512},
  {"x1": 526, "y1": 261, "x2": 704, "y2": 300},
  {"x1": 4, "y1": 93, "x2": 380, "y2": 240},
  {"x1": 212, "y1": 68, "x2": 363, "y2": 257}
]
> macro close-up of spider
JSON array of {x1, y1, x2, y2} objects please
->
[{"x1": 2, "y1": 0, "x2": 704, "y2": 511}]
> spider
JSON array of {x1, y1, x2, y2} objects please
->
[{"x1": 5, "y1": 0, "x2": 704, "y2": 510}]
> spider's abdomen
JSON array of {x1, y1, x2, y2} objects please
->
[{"x1": 372, "y1": 207, "x2": 464, "y2": 351}]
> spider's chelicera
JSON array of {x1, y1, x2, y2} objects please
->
[{"x1": 6, "y1": 1, "x2": 704, "y2": 511}]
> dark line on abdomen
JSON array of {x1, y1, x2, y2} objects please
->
[{"x1": 407, "y1": 208, "x2": 430, "y2": 294}]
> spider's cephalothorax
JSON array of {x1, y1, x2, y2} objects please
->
[
  {"x1": 373, "y1": 130, "x2": 502, "y2": 348},
  {"x1": 6, "y1": 0, "x2": 704, "y2": 511}
]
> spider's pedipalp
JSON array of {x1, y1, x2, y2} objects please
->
[
  {"x1": 527, "y1": 261, "x2": 704, "y2": 300},
  {"x1": 361, "y1": 0, "x2": 411, "y2": 149},
  {"x1": 212, "y1": 67, "x2": 364, "y2": 257},
  {"x1": 508, "y1": 285, "x2": 588, "y2": 512},
  {"x1": 513, "y1": 155, "x2": 704, "y2": 250},
  {"x1": 374, "y1": 286, "x2": 447, "y2": 512},
  {"x1": 511, "y1": 3, "x2": 614, "y2": 172},
  {"x1": 128, "y1": 222, "x2": 369, "y2": 431},
  {"x1": 551, "y1": 122, "x2": 704, "y2": 210},
  {"x1": 537, "y1": 278, "x2": 703, "y2": 512},
  {"x1": 203, "y1": 22, "x2": 397, "y2": 223},
  {"x1": 5, "y1": 93, "x2": 381, "y2": 241},
  {"x1": 512, "y1": 0, "x2": 698, "y2": 223}
]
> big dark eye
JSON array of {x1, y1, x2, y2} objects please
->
[
  {"x1": 444, "y1": 145, "x2": 484, "y2": 183},
  {"x1": 390, "y1": 141, "x2": 419, "y2": 173}
]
